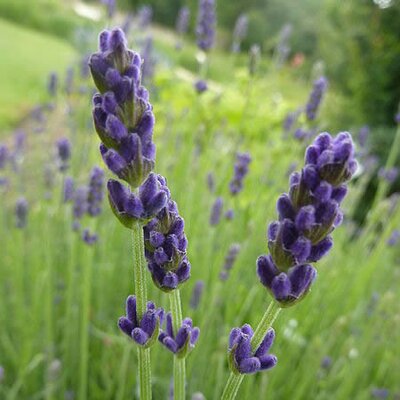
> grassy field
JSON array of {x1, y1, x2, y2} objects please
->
[
  {"x1": 0, "y1": 18, "x2": 77, "y2": 131},
  {"x1": 0, "y1": 3, "x2": 400, "y2": 400}
]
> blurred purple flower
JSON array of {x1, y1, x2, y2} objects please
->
[
  {"x1": 87, "y1": 166, "x2": 104, "y2": 217},
  {"x1": 190, "y1": 280, "x2": 204, "y2": 310},
  {"x1": 305, "y1": 77, "x2": 328, "y2": 121},
  {"x1": 229, "y1": 152, "x2": 251, "y2": 195},
  {"x1": 15, "y1": 197, "x2": 28, "y2": 229},
  {"x1": 196, "y1": 0, "x2": 216, "y2": 52},
  {"x1": 210, "y1": 197, "x2": 223, "y2": 226}
]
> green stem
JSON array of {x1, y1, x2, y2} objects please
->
[
  {"x1": 78, "y1": 219, "x2": 96, "y2": 400},
  {"x1": 221, "y1": 301, "x2": 281, "y2": 400},
  {"x1": 132, "y1": 221, "x2": 152, "y2": 400},
  {"x1": 169, "y1": 289, "x2": 185, "y2": 400}
]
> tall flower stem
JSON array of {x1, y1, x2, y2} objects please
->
[
  {"x1": 221, "y1": 301, "x2": 281, "y2": 400},
  {"x1": 78, "y1": 219, "x2": 96, "y2": 400},
  {"x1": 132, "y1": 221, "x2": 152, "y2": 400},
  {"x1": 169, "y1": 289, "x2": 185, "y2": 400}
]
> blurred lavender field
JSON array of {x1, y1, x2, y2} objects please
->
[{"x1": 0, "y1": 1, "x2": 400, "y2": 399}]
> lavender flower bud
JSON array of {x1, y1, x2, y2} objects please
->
[
  {"x1": 229, "y1": 152, "x2": 251, "y2": 195},
  {"x1": 15, "y1": 197, "x2": 28, "y2": 229},
  {"x1": 48, "y1": 72, "x2": 58, "y2": 97},
  {"x1": 56, "y1": 138, "x2": 71, "y2": 172},
  {"x1": 190, "y1": 280, "x2": 205, "y2": 309},
  {"x1": 358, "y1": 125, "x2": 369, "y2": 148},
  {"x1": 64, "y1": 67, "x2": 74, "y2": 95},
  {"x1": 305, "y1": 77, "x2": 328, "y2": 121},
  {"x1": 0, "y1": 144, "x2": 8, "y2": 169},
  {"x1": 283, "y1": 110, "x2": 299, "y2": 132},
  {"x1": 82, "y1": 229, "x2": 98, "y2": 245},
  {"x1": 387, "y1": 230, "x2": 400, "y2": 246},
  {"x1": 275, "y1": 24, "x2": 292, "y2": 67},
  {"x1": 395, "y1": 113, "x2": 400, "y2": 124},
  {"x1": 89, "y1": 28, "x2": 156, "y2": 188},
  {"x1": 138, "y1": 5, "x2": 153, "y2": 29},
  {"x1": 232, "y1": 14, "x2": 248, "y2": 53},
  {"x1": 228, "y1": 325, "x2": 277, "y2": 375},
  {"x1": 378, "y1": 167, "x2": 399, "y2": 184},
  {"x1": 371, "y1": 388, "x2": 389, "y2": 399},
  {"x1": 209, "y1": 197, "x2": 223, "y2": 226},
  {"x1": 0, "y1": 366, "x2": 4, "y2": 383},
  {"x1": 220, "y1": 244, "x2": 241, "y2": 281},
  {"x1": 258, "y1": 132, "x2": 357, "y2": 306},
  {"x1": 73, "y1": 186, "x2": 88, "y2": 220},
  {"x1": 207, "y1": 172, "x2": 215, "y2": 193},
  {"x1": 108, "y1": 173, "x2": 169, "y2": 227},
  {"x1": 194, "y1": 79, "x2": 208, "y2": 94},
  {"x1": 118, "y1": 295, "x2": 164, "y2": 348},
  {"x1": 141, "y1": 37, "x2": 155, "y2": 83},
  {"x1": 158, "y1": 313, "x2": 200, "y2": 357},
  {"x1": 249, "y1": 44, "x2": 260, "y2": 76},
  {"x1": 196, "y1": 0, "x2": 216, "y2": 52},
  {"x1": 176, "y1": 7, "x2": 190, "y2": 35},
  {"x1": 144, "y1": 195, "x2": 190, "y2": 292},
  {"x1": 63, "y1": 176, "x2": 75, "y2": 203},
  {"x1": 87, "y1": 166, "x2": 104, "y2": 216},
  {"x1": 225, "y1": 208, "x2": 234, "y2": 220},
  {"x1": 101, "y1": 0, "x2": 116, "y2": 19}
]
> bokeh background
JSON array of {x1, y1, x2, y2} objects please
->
[{"x1": 0, "y1": 0, "x2": 399, "y2": 399}]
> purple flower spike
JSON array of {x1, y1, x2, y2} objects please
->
[
  {"x1": 305, "y1": 77, "x2": 328, "y2": 121},
  {"x1": 118, "y1": 295, "x2": 163, "y2": 348},
  {"x1": 228, "y1": 325, "x2": 277, "y2": 375},
  {"x1": 210, "y1": 197, "x2": 223, "y2": 226},
  {"x1": 144, "y1": 197, "x2": 190, "y2": 292},
  {"x1": 232, "y1": 14, "x2": 248, "y2": 53},
  {"x1": 158, "y1": 313, "x2": 200, "y2": 358},
  {"x1": 220, "y1": 244, "x2": 241, "y2": 281},
  {"x1": 0, "y1": 144, "x2": 9, "y2": 169},
  {"x1": 89, "y1": 28, "x2": 156, "y2": 188},
  {"x1": 196, "y1": 0, "x2": 216, "y2": 52},
  {"x1": 258, "y1": 132, "x2": 356, "y2": 306},
  {"x1": 87, "y1": 166, "x2": 104, "y2": 217},
  {"x1": 63, "y1": 176, "x2": 75, "y2": 203},
  {"x1": 56, "y1": 138, "x2": 71, "y2": 172},
  {"x1": 229, "y1": 152, "x2": 251, "y2": 196},
  {"x1": 15, "y1": 197, "x2": 28, "y2": 229}
]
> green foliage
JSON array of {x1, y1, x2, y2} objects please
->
[
  {"x1": 0, "y1": 0, "x2": 92, "y2": 42},
  {"x1": 0, "y1": 18, "x2": 77, "y2": 131}
]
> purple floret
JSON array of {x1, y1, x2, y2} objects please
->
[
  {"x1": 228, "y1": 324, "x2": 277, "y2": 375},
  {"x1": 143, "y1": 194, "x2": 190, "y2": 292},
  {"x1": 118, "y1": 295, "x2": 164, "y2": 347},
  {"x1": 158, "y1": 313, "x2": 200, "y2": 356}
]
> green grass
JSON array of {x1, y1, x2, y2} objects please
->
[{"x1": 0, "y1": 18, "x2": 77, "y2": 131}]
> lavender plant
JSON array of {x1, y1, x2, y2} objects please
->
[
  {"x1": 231, "y1": 14, "x2": 248, "y2": 53},
  {"x1": 305, "y1": 77, "x2": 328, "y2": 121},
  {"x1": 229, "y1": 152, "x2": 251, "y2": 196},
  {"x1": 15, "y1": 197, "x2": 28, "y2": 229},
  {"x1": 90, "y1": 28, "x2": 198, "y2": 400},
  {"x1": 196, "y1": 0, "x2": 216, "y2": 52},
  {"x1": 176, "y1": 6, "x2": 190, "y2": 49},
  {"x1": 221, "y1": 132, "x2": 357, "y2": 399}
]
